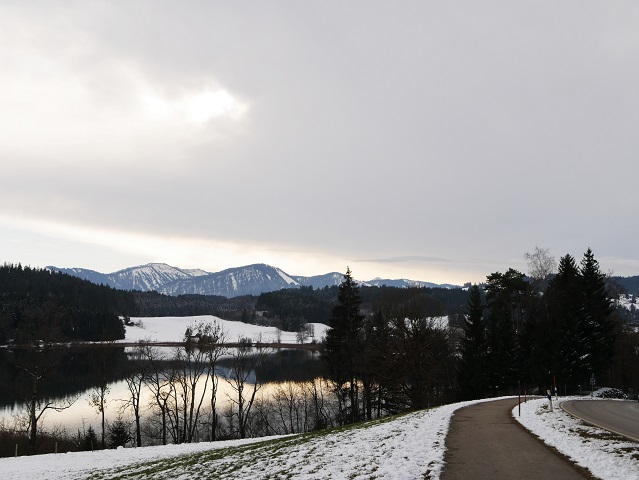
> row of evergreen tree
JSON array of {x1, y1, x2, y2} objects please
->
[
  {"x1": 458, "y1": 248, "x2": 617, "y2": 399},
  {"x1": 322, "y1": 250, "x2": 623, "y2": 424},
  {"x1": 322, "y1": 269, "x2": 455, "y2": 424}
]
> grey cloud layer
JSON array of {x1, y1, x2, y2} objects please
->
[{"x1": 1, "y1": 1, "x2": 638, "y2": 281}]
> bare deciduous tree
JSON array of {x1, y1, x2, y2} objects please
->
[
  {"x1": 120, "y1": 341, "x2": 150, "y2": 447},
  {"x1": 198, "y1": 320, "x2": 227, "y2": 441},
  {"x1": 88, "y1": 345, "x2": 114, "y2": 449},
  {"x1": 225, "y1": 338, "x2": 267, "y2": 438},
  {"x1": 174, "y1": 323, "x2": 210, "y2": 443},
  {"x1": 140, "y1": 342, "x2": 173, "y2": 445},
  {"x1": 524, "y1": 246, "x2": 557, "y2": 292}
]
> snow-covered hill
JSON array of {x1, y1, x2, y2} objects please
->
[
  {"x1": 48, "y1": 263, "x2": 211, "y2": 291},
  {"x1": 159, "y1": 264, "x2": 299, "y2": 297},
  {"x1": 111, "y1": 263, "x2": 209, "y2": 291},
  {"x1": 122, "y1": 315, "x2": 328, "y2": 344},
  {"x1": 293, "y1": 272, "x2": 345, "y2": 288}
]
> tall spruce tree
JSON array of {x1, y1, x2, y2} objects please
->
[
  {"x1": 537, "y1": 249, "x2": 616, "y2": 391},
  {"x1": 457, "y1": 284, "x2": 488, "y2": 400},
  {"x1": 579, "y1": 248, "x2": 616, "y2": 378},
  {"x1": 543, "y1": 254, "x2": 583, "y2": 385},
  {"x1": 484, "y1": 269, "x2": 529, "y2": 394},
  {"x1": 322, "y1": 267, "x2": 365, "y2": 424}
]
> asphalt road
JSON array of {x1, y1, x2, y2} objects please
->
[
  {"x1": 561, "y1": 399, "x2": 639, "y2": 442},
  {"x1": 440, "y1": 398, "x2": 588, "y2": 479}
]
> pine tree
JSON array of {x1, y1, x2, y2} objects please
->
[
  {"x1": 322, "y1": 267, "x2": 365, "y2": 424},
  {"x1": 457, "y1": 284, "x2": 488, "y2": 400},
  {"x1": 365, "y1": 309, "x2": 394, "y2": 417},
  {"x1": 484, "y1": 269, "x2": 528, "y2": 393},
  {"x1": 579, "y1": 248, "x2": 616, "y2": 377},
  {"x1": 82, "y1": 426, "x2": 99, "y2": 451},
  {"x1": 543, "y1": 254, "x2": 583, "y2": 384},
  {"x1": 108, "y1": 416, "x2": 132, "y2": 448},
  {"x1": 539, "y1": 250, "x2": 616, "y2": 391}
]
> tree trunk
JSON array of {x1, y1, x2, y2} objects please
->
[
  {"x1": 28, "y1": 369, "x2": 39, "y2": 453},
  {"x1": 211, "y1": 381, "x2": 217, "y2": 441},
  {"x1": 134, "y1": 407, "x2": 142, "y2": 447}
]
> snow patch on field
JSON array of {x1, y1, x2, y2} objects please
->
[{"x1": 120, "y1": 315, "x2": 329, "y2": 344}]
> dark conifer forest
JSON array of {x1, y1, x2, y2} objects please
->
[
  {"x1": 455, "y1": 249, "x2": 632, "y2": 399},
  {"x1": 0, "y1": 264, "x2": 133, "y2": 343}
]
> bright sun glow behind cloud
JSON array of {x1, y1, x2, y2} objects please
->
[
  {"x1": 186, "y1": 89, "x2": 247, "y2": 123},
  {"x1": 143, "y1": 87, "x2": 248, "y2": 125},
  {"x1": 0, "y1": 9, "x2": 250, "y2": 168}
]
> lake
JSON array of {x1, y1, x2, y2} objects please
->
[{"x1": 0, "y1": 344, "x2": 323, "y2": 440}]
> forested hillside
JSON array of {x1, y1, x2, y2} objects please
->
[
  {"x1": 255, "y1": 284, "x2": 469, "y2": 333},
  {"x1": 0, "y1": 264, "x2": 134, "y2": 343},
  {"x1": 131, "y1": 291, "x2": 255, "y2": 321},
  {"x1": 614, "y1": 275, "x2": 639, "y2": 296}
]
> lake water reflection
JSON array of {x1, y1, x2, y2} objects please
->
[{"x1": 0, "y1": 345, "x2": 322, "y2": 437}]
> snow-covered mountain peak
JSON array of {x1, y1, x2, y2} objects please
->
[{"x1": 49, "y1": 263, "x2": 462, "y2": 297}]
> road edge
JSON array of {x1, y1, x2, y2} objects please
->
[
  {"x1": 560, "y1": 400, "x2": 639, "y2": 443},
  {"x1": 509, "y1": 400, "x2": 599, "y2": 480}
]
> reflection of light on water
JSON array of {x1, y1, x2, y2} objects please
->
[
  {"x1": 0, "y1": 347, "x2": 322, "y2": 436},
  {"x1": 0, "y1": 375, "x2": 320, "y2": 435},
  {"x1": 0, "y1": 374, "x2": 243, "y2": 434}
]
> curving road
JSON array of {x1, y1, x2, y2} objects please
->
[
  {"x1": 441, "y1": 398, "x2": 588, "y2": 479},
  {"x1": 561, "y1": 399, "x2": 639, "y2": 442}
]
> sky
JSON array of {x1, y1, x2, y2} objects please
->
[{"x1": 1, "y1": 1, "x2": 638, "y2": 286}]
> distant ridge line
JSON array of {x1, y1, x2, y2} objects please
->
[{"x1": 47, "y1": 262, "x2": 461, "y2": 298}]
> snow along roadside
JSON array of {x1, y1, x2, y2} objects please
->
[{"x1": 513, "y1": 396, "x2": 639, "y2": 480}]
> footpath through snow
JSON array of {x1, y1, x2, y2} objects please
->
[{"x1": 1, "y1": 395, "x2": 638, "y2": 479}]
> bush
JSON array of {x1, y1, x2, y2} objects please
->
[
  {"x1": 108, "y1": 417, "x2": 132, "y2": 448},
  {"x1": 593, "y1": 387, "x2": 627, "y2": 399}
]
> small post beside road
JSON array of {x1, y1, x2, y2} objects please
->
[{"x1": 518, "y1": 381, "x2": 521, "y2": 417}]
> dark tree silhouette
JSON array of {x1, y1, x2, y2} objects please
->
[
  {"x1": 322, "y1": 268, "x2": 365, "y2": 424},
  {"x1": 457, "y1": 284, "x2": 488, "y2": 400}
]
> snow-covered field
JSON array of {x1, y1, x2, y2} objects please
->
[
  {"x1": 2, "y1": 395, "x2": 637, "y2": 479},
  {"x1": 120, "y1": 315, "x2": 329, "y2": 344}
]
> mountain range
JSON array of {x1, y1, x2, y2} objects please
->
[{"x1": 47, "y1": 263, "x2": 460, "y2": 298}]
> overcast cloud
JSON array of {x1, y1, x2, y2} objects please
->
[{"x1": 1, "y1": 1, "x2": 638, "y2": 285}]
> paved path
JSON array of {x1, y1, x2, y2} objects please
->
[{"x1": 439, "y1": 398, "x2": 591, "y2": 480}]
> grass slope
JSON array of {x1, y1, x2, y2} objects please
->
[{"x1": 68, "y1": 408, "x2": 453, "y2": 480}]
